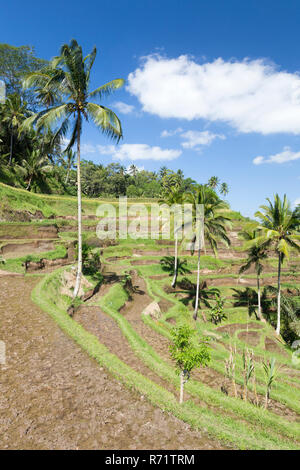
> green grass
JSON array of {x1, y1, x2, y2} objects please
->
[
  {"x1": 134, "y1": 268, "x2": 300, "y2": 413},
  {"x1": 2, "y1": 244, "x2": 67, "y2": 273},
  {"x1": 0, "y1": 182, "x2": 160, "y2": 220},
  {"x1": 96, "y1": 283, "x2": 299, "y2": 447},
  {"x1": 32, "y1": 268, "x2": 298, "y2": 449}
]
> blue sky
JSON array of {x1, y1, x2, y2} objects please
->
[{"x1": 2, "y1": 0, "x2": 300, "y2": 216}]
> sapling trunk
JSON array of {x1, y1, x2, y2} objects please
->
[
  {"x1": 253, "y1": 373, "x2": 259, "y2": 406},
  {"x1": 265, "y1": 389, "x2": 270, "y2": 409},
  {"x1": 179, "y1": 371, "x2": 184, "y2": 404},
  {"x1": 226, "y1": 344, "x2": 238, "y2": 398}
]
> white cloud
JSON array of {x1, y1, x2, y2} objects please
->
[
  {"x1": 253, "y1": 147, "x2": 300, "y2": 165},
  {"x1": 81, "y1": 143, "x2": 97, "y2": 155},
  {"x1": 112, "y1": 101, "x2": 135, "y2": 114},
  {"x1": 97, "y1": 143, "x2": 181, "y2": 161},
  {"x1": 294, "y1": 198, "x2": 300, "y2": 207},
  {"x1": 128, "y1": 54, "x2": 300, "y2": 134},
  {"x1": 161, "y1": 127, "x2": 183, "y2": 137},
  {"x1": 180, "y1": 130, "x2": 225, "y2": 149}
]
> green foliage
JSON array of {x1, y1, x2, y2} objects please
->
[
  {"x1": 0, "y1": 43, "x2": 47, "y2": 108},
  {"x1": 210, "y1": 294, "x2": 227, "y2": 324},
  {"x1": 169, "y1": 324, "x2": 210, "y2": 375},
  {"x1": 160, "y1": 256, "x2": 191, "y2": 277},
  {"x1": 263, "y1": 358, "x2": 277, "y2": 408},
  {"x1": 75, "y1": 241, "x2": 101, "y2": 276}
]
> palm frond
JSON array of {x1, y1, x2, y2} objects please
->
[
  {"x1": 89, "y1": 79, "x2": 125, "y2": 100},
  {"x1": 86, "y1": 102, "x2": 123, "y2": 141}
]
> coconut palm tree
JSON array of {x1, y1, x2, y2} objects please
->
[
  {"x1": 185, "y1": 186, "x2": 231, "y2": 319},
  {"x1": 128, "y1": 164, "x2": 138, "y2": 177},
  {"x1": 18, "y1": 149, "x2": 52, "y2": 190},
  {"x1": 239, "y1": 229, "x2": 269, "y2": 321},
  {"x1": 220, "y1": 182, "x2": 229, "y2": 196},
  {"x1": 159, "y1": 186, "x2": 183, "y2": 287},
  {"x1": 255, "y1": 194, "x2": 300, "y2": 335},
  {"x1": 23, "y1": 39, "x2": 124, "y2": 298},
  {"x1": 177, "y1": 277, "x2": 220, "y2": 321},
  {"x1": 208, "y1": 176, "x2": 220, "y2": 190},
  {"x1": 160, "y1": 256, "x2": 191, "y2": 281},
  {"x1": 2, "y1": 94, "x2": 28, "y2": 165},
  {"x1": 23, "y1": 66, "x2": 62, "y2": 109}
]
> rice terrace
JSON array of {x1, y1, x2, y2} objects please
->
[{"x1": 1, "y1": 0, "x2": 300, "y2": 455}]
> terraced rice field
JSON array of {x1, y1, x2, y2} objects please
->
[{"x1": 0, "y1": 189, "x2": 299, "y2": 450}]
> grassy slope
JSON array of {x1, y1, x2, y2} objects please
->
[
  {"x1": 32, "y1": 268, "x2": 299, "y2": 450},
  {"x1": 2, "y1": 183, "x2": 299, "y2": 449}
]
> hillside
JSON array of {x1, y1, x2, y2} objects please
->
[{"x1": 0, "y1": 184, "x2": 299, "y2": 450}]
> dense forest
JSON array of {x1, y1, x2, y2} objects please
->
[{"x1": 0, "y1": 43, "x2": 229, "y2": 199}]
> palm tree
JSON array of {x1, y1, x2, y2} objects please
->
[
  {"x1": 208, "y1": 176, "x2": 220, "y2": 190},
  {"x1": 18, "y1": 149, "x2": 52, "y2": 190},
  {"x1": 63, "y1": 148, "x2": 76, "y2": 184},
  {"x1": 24, "y1": 39, "x2": 124, "y2": 298},
  {"x1": 255, "y1": 194, "x2": 300, "y2": 335},
  {"x1": 2, "y1": 94, "x2": 28, "y2": 165},
  {"x1": 160, "y1": 256, "x2": 191, "y2": 280},
  {"x1": 128, "y1": 164, "x2": 138, "y2": 177},
  {"x1": 185, "y1": 186, "x2": 231, "y2": 319},
  {"x1": 159, "y1": 166, "x2": 168, "y2": 179},
  {"x1": 26, "y1": 68, "x2": 61, "y2": 109},
  {"x1": 159, "y1": 186, "x2": 183, "y2": 287},
  {"x1": 178, "y1": 277, "x2": 220, "y2": 317},
  {"x1": 239, "y1": 229, "x2": 269, "y2": 321},
  {"x1": 220, "y1": 182, "x2": 229, "y2": 196}
]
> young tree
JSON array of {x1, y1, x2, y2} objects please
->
[
  {"x1": 24, "y1": 39, "x2": 124, "y2": 298},
  {"x1": 263, "y1": 358, "x2": 277, "y2": 409},
  {"x1": 255, "y1": 195, "x2": 300, "y2": 335},
  {"x1": 239, "y1": 229, "x2": 269, "y2": 322},
  {"x1": 169, "y1": 324, "x2": 210, "y2": 404}
]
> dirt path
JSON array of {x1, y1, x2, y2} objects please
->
[{"x1": 0, "y1": 274, "x2": 226, "y2": 450}]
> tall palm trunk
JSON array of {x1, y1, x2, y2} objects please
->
[
  {"x1": 64, "y1": 166, "x2": 70, "y2": 185},
  {"x1": 257, "y1": 275, "x2": 261, "y2": 318},
  {"x1": 26, "y1": 175, "x2": 33, "y2": 191},
  {"x1": 276, "y1": 252, "x2": 282, "y2": 336},
  {"x1": 193, "y1": 247, "x2": 201, "y2": 320},
  {"x1": 172, "y1": 233, "x2": 178, "y2": 288},
  {"x1": 256, "y1": 274, "x2": 265, "y2": 322},
  {"x1": 9, "y1": 128, "x2": 13, "y2": 166},
  {"x1": 73, "y1": 115, "x2": 82, "y2": 298}
]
